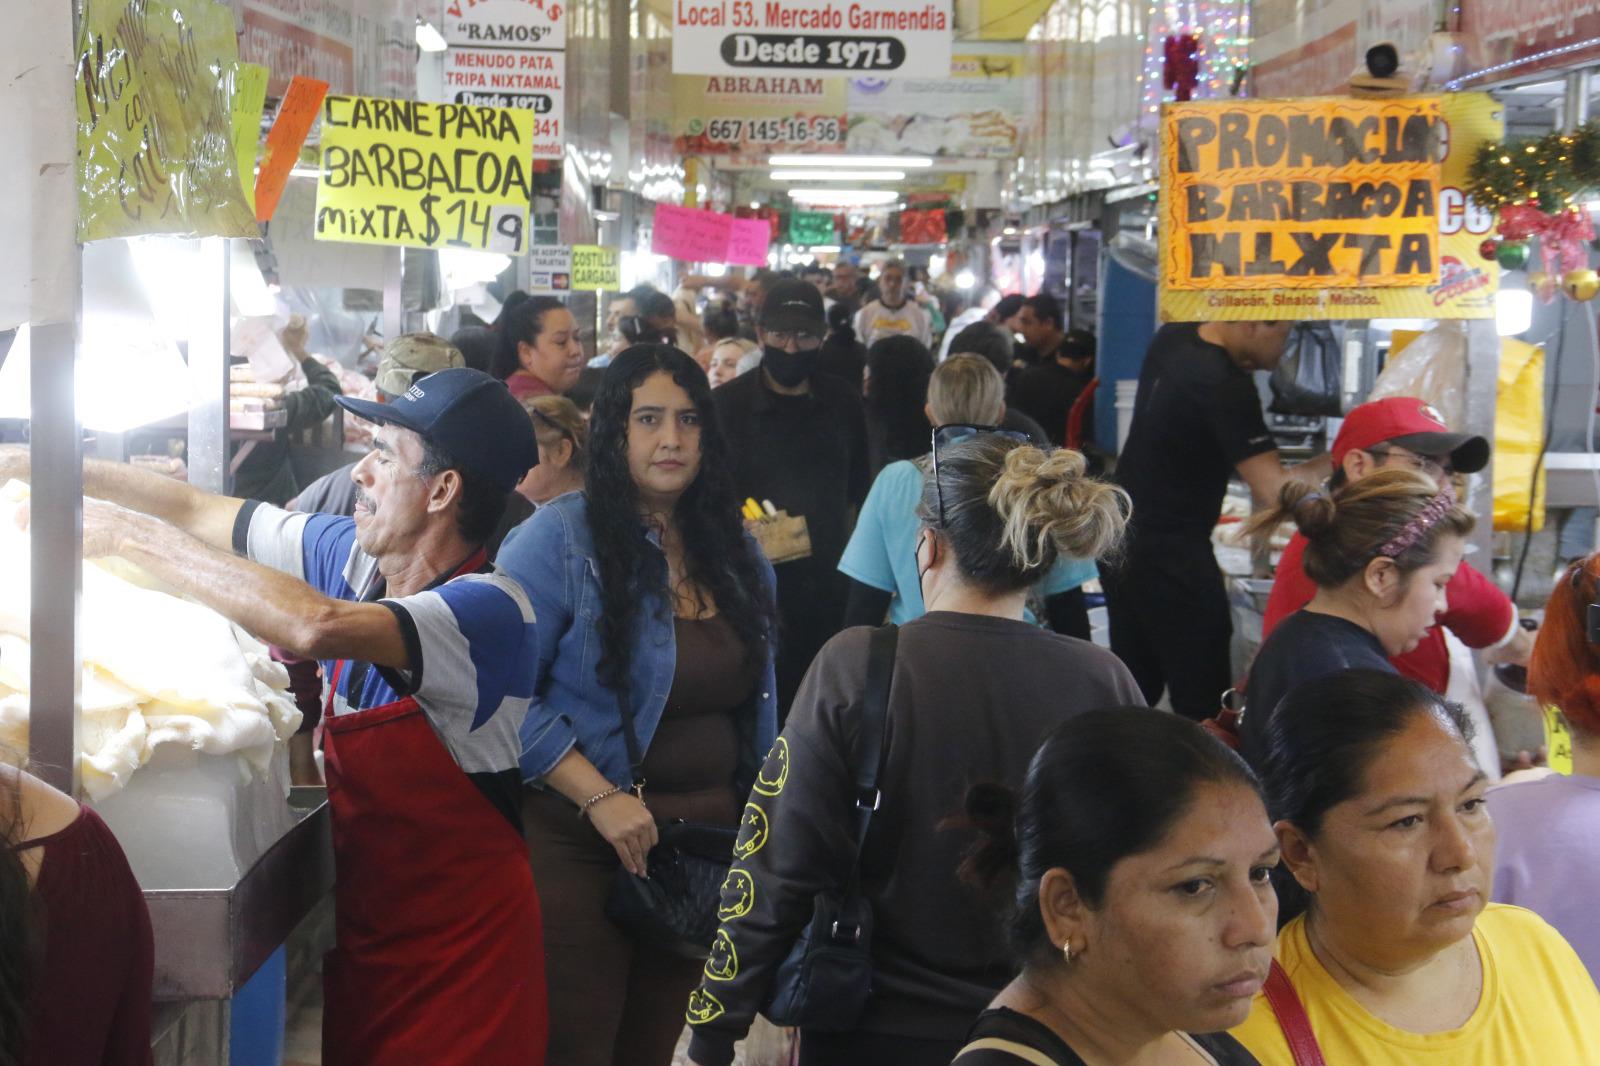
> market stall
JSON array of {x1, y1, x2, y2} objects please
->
[{"x1": 2, "y1": 6, "x2": 340, "y2": 1062}]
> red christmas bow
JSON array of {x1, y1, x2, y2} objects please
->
[{"x1": 1499, "y1": 203, "x2": 1595, "y2": 277}]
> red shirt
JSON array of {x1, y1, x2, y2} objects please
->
[
  {"x1": 505, "y1": 370, "x2": 556, "y2": 401},
  {"x1": 19, "y1": 806, "x2": 153, "y2": 1066},
  {"x1": 1262, "y1": 532, "x2": 1514, "y2": 694}
]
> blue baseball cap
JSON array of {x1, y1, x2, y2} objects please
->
[{"x1": 336, "y1": 367, "x2": 538, "y2": 492}]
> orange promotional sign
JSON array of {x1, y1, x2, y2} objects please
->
[
  {"x1": 1161, "y1": 97, "x2": 1443, "y2": 295},
  {"x1": 255, "y1": 76, "x2": 329, "y2": 223}
]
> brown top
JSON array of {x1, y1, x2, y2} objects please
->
[{"x1": 638, "y1": 614, "x2": 761, "y2": 824}]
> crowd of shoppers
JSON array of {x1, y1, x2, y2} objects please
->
[
  {"x1": 685, "y1": 433, "x2": 1137, "y2": 1066},
  {"x1": 14, "y1": 255, "x2": 1600, "y2": 1066}
]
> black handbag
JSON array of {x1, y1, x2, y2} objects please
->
[
  {"x1": 605, "y1": 818, "x2": 737, "y2": 960},
  {"x1": 762, "y1": 623, "x2": 898, "y2": 1031},
  {"x1": 603, "y1": 683, "x2": 739, "y2": 961}
]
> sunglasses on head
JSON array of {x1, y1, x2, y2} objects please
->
[{"x1": 930, "y1": 423, "x2": 1034, "y2": 527}]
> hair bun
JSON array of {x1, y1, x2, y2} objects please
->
[
  {"x1": 989, "y1": 447, "x2": 1129, "y2": 571},
  {"x1": 1282, "y1": 482, "x2": 1337, "y2": 539}
]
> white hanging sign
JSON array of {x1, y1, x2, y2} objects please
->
[
  {"x1": 440, "y1": 0, "x2": 565, "y2": 160},
  {"x1": 671, "y1": 0, "x2": 952, "y2": 79}
]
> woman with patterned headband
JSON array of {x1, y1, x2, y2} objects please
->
[{"x1": 1234, "y1": 469, "x2": 1475, "y2": 767}]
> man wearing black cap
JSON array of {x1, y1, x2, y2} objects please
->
[
  {"x1": 714, "y1": 279, "x2": 871, "y2": 715},
  {"x1": 5, "y1": 368, "x2": 550, "y2": 1064}
]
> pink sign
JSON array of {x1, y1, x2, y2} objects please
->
[
  {"x1": 652, "y1": 204, "x2": 733, "y2": 263},
  {"x1": 727, "y1": 218, "x2": 772, "y2": 267}
]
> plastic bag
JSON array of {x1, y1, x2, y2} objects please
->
[
  {"x1": 1493, "y1": 337, "x2": 1546, "y2": 532},
  {"x1": 1268, "y1": 322, "x2": 1343, "y2": 416},
  {"x1": 1370, "y1": 321, "x2": 1468, "y2": 427}
]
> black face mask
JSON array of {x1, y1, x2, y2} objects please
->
[{"x1": 763, "y1": 345, "x2": 818, "y2": 388}]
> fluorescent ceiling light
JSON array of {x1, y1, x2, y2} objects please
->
[
  {"x1": 415, "y1": 17, "x2": 448, "y2": 52},
  {"x1": 788, "y1": 189, "x2": 898, "y2": 207},
  {"x1": 769, "y1": 155, "x2": 933, "y2": 169},
  {"x1": 770, "y1": 169, "x2": 906, "y2": 182}
]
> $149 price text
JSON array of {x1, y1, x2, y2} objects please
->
[{"x1": 314, "y1": 96, "x2": 533, "y2": 254}]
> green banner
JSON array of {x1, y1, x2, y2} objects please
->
[{"x1": 788, "y1": 211, "x2": 836, "y2": 246}]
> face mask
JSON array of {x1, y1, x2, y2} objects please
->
[{"x1": 763, "y1": 345, "x2": 818, "y2": 388}]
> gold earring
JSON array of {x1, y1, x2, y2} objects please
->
[{"x1": 1062, "y1": 940, "x2": 1073, "y2": 963}]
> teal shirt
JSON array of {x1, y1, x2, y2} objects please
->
[{"x1": 837, "y1": 458, "x2": 1098, "y2": 625}]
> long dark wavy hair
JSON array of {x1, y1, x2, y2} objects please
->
[
  {"x1": 585, "y1": 345, "x2": 775, "y2": 705},
  {"x1": 865, "y1": 335, "x2": 936, "y2": 468}
]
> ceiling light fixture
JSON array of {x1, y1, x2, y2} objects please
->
[
  {"x1": 770, "y1": 169, "x2": 907, "y2": 182},
  {"x1": 769, "y1": 154, "x2": 934, "y2": 169},
  {"x1": 788, "y1": 189, "x2": 899, "y2": 207}
]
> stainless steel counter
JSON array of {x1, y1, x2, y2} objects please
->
[{"x1": 145, "y1": 786, "x2": 332, "y2": 1001}]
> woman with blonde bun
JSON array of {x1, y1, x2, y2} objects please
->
[
  {"x1": 840, "y1": 355, "x2": 1101, "y2": 635},
  {"x1": 685, "y1": 434, "x2": 1144, "y2": 1066},
  {"x1": 1237, "y1": 468, "x2": 1475, "y2": 766}
]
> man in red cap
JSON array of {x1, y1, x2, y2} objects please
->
[{"x1": 1262, "y1": 396, "x2": 1533, "y2": 693}]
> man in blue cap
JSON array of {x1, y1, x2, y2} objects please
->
[{"x1": 4, "y1": 368, "x2": 549, "y2": 1063}]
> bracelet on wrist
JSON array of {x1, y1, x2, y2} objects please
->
[{"x1": 578, "y1": 785, "x2": 623, "y2": 819}]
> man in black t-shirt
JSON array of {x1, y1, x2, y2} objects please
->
[
  {"x1": 715, "y1": 280, "x2": 871, "y2": 717},
  {"x1": 1104, "y1": 320, "x2": 1328, "y2": 720},
  {"x1": 1008, "y1": 297, "x2": 1095, "y2": 447}
]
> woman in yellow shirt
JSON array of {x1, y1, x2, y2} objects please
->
[{"x1": 1232, "y1": 669, "x2": 1600, "y2": 1064}]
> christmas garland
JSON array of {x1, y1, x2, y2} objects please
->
[{"x1": 1466, "y1": 122, "x2": 1600, "y2": 213}]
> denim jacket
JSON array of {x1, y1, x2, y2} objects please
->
[{"x1": 495, "y1": 491, "x2": 779, "y2": 793}]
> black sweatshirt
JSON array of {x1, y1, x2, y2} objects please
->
[{"x1": 685, "y1": 612, "x2": 1144, "y2": 1064}]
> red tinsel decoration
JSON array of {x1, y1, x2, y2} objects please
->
[
  {"x1": 900, "y1": 209, "x2": 947, "y2": 245},
  {"x1": 1498, "y1": 203, "x2": 1596, "y2": 277},
  {"x1": 1164, "y1": 33, "x2": 1201, "y2": 102}
]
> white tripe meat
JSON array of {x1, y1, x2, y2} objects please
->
[{"x1": 0, "y1": 481, "x2": 301, "y2": 797}]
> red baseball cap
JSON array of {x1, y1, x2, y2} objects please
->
[{"x1": 1331, "y1": 397, "x2": 1489, "y2": 473}]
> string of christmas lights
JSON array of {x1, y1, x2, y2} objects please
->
[
  {"x1": 1138, "y1": 0, "x2": 1252, "y2": 127},
  {"x1": 1466, "y1": 123, "x2": 1600, "y2": 213}
]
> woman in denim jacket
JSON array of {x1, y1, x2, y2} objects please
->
[{"x1": 497, "y1": 344, "x2": 778, "y2": 1066}]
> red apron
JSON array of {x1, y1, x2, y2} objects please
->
[{"x1": 318, "y1": 556, "x2": 547, "y2": 1065}]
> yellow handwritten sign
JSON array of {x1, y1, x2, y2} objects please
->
[
  {"x1": 314, "y1": 95, "x2": 533, "y2": 253},
  {"x1": 76, "y1": 0, "x2": 258, "y2": 242},
  {"x1": 1163, "y1": 97, "x2": 1442, "y2": 297},
  {"x1": 1160, "y1": 94, "x2": 1501, "y2": 322},
  {"x1": 571, "y1": 245, "x2": 620, "y2": 291},
  {"x1": 230, "y1": 63, "x2": 269, "y2": 212}
]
